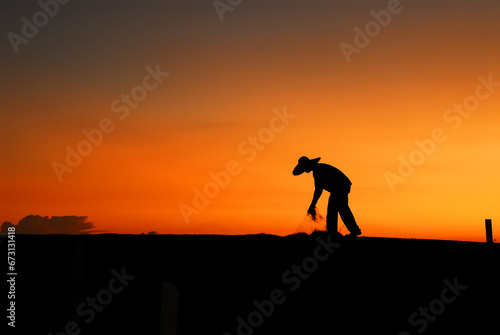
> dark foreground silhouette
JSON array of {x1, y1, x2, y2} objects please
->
[{"x1": 11, "y1": 233, "x2": 500, "y2": 334}]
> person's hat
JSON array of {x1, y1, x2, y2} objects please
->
[{"x1": 292, "y1": 156, "x2": 321, "y2": 175}]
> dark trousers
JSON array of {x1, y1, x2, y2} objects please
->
[{"x1": 326, "y1": 185, "x2": 360, "y2": 234}]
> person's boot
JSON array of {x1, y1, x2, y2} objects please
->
[{"x1": 345, "y1": 227, "x2": 361, "y2": 238}]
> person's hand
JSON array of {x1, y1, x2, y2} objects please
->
[{"x1": 307, "y1": 206, "x2": 316, "y2": 220}]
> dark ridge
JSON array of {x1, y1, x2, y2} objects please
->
[{"x1": 10, "y1": 234, "x2": 499, "y2": 334}]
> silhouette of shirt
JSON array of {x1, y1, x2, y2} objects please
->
[{"x1": 313, "y1": 163, "x2": 352, "y2": 193}]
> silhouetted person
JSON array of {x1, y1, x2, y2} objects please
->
[{"x1": 293, "y1": 156, "x2": 361, "y2": 237}]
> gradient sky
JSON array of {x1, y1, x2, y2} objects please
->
[{"x1": 1, "y1": 0, "x2": 499, "y2": 241}]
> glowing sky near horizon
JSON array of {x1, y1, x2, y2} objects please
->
[{"x1": 1, "y1": 0, "x2": 500, "y2": 241}]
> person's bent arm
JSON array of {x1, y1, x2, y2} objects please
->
[{"x1": 308, "y1": 187, "x2": 323, "y2": 215}]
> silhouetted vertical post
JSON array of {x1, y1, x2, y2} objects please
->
[
  {"x1": 160, "y1": 282, "x2": 178, "y2": 335},
  {"x1": 485, "y1": 219, "x2": 493, "y2": 244}
]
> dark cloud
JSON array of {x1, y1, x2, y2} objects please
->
[{"x1": 1, "y1": 215, "x2": 95, "y2": 234}]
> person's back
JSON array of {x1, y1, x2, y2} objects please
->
[{"x1": 313, "y1": 163, "x2": 352, "y2": 193}]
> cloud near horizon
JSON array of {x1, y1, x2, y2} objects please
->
[{"x1": 1, "y1": 215, "x2": 95, "y2": 234}]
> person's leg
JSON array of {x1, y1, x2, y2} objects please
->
[
  {"x1": 326, "y1": 193, "x2": 339, "y2": 233},
  {"x1": 338, "y1": 186, "x2": 361, "y2": 235}
]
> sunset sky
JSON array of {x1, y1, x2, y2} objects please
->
[{"x1": 2, "y1": 0, "x2": 499, "y2": 241}]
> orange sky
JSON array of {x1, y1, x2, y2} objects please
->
[{"x1": 1, "y1": 0, "x2": 499, "y2": 241}]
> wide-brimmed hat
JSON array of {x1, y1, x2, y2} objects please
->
[{"x1": 292, "y1": 156, "x2": 321, "y2": 175}]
